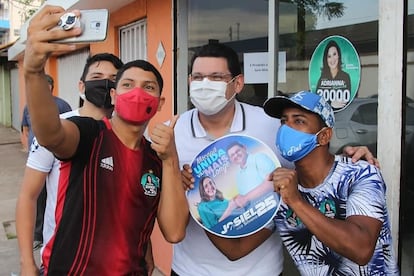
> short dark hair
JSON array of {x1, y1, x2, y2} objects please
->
[
  {"x1": 80, "y1": 53, "x2": 123, "y2": 81},
  {"x1": 115, "y1": 60, "x2": 164, "y2": 94},
  {"x1": 190, "y1": 43, "x2": 241, "y2": 77},
  {"x1": 226, "y1": 141, "x2": 245, "y2": 154}
]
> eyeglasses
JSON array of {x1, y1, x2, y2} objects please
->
[{"x1": 189, "y1": 73, "x2": 233, "y2": 82}]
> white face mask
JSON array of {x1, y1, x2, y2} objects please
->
[{"x1": 190, "y1": 78, "x2": 235, "y2": 115}]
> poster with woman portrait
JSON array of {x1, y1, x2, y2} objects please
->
[
  {"x1": 309, "y1": 35, "x2": 361, "y2": 112},
  {"x1": 186, "y1": 134, "x2": 282, "y2": 238}
]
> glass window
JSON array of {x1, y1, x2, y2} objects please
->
[
  {"x1": 276, "y1": 0, "x2": 380, "y2": 157},
  {"x1": 278, "y1": 1, "x2": 378, "y2": 98},
  {"x1": 188, "y1": 0, "x2": 269, "y2": 107},
  {"x1": 185, "y1": 0, "x2": 412, "y2": 273},
  {"x1": 188, "y1": 1, "x2": 268, "y2": 48},
  {"x1": 187, "y1": 1, "x2": 380, "y2": 107},
  {"x1": 351, "y1": 103, "x2": 377, "y2": 125},
  {"x1": 119, "y1": 19, "x2": 147, "y2": 63}
]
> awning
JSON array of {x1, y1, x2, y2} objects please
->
[{"x1": 0, "y1": 40, "x2": 17, "y2": 57}]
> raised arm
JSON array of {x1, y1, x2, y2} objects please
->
[
  {"x1": 272, "y1": 167, "x2": 382, "y2": 265},
  {"x1": 23, "y1": 5, "x2": 82, "y2": 159},
  {"x1": 285, "y1": 198, "x2": 380, "y2": 265},
  {"x1": 150, "y1": 115, "x2": 189, "y2": 243},
  {"x1": 233, "y1": 176, "x2": 273, "y2": 208}
]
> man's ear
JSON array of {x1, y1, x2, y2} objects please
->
[
  {"x1": 233, "y1": 74, "x2": 245, "y2": 94},
  {"x1": 110, "y1": 88, "x2": 116, "y2": 105},
  {"x1": 157, "y1": 96, "x2": 166, "y2": 111},
  {"x1": 78, "y1": 80, "x2": 85, "y2": 94},
  {"x1": 187, "y1": 75, "x2": 192, "y2": 96},
  {"x1": 318, "y1": 127, "x2": 332, "y2": 146}
]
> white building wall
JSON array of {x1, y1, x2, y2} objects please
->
[{"x1": 57, "y1": 48, "x2": 90, "y2": 109}]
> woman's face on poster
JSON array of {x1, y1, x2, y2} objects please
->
[
  {"x1": 327, "y1": 46, "x2": 339, "y2": 70},
  {"x1": 202, "y1": 177, "x2": 217, "y2": 200}
]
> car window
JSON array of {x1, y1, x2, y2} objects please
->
[{"x1": 351, "y1": 103, "x2": 378, "y2": 125}]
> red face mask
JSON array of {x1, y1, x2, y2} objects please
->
[{"x1": 114, "y1": 87, "x2": 159, "y2": 124}]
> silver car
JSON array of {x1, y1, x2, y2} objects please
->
[{"x1": 329, "y1": 97, "x2": 414, "y2": 157}]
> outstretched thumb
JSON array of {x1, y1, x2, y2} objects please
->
[{"x1": 169, "y1": 114, "x2": 179, "y2": 128}]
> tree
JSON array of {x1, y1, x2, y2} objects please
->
[
  {"x1": 281, "y1": 0, "x2": 345, "y2": 59},
  {"x1": 14, "y1": 0, "x2": 43, "y2": 22}
]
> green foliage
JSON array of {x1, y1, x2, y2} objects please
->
[
  {"x1": 14, "y1": 0, "x2": 43, "y2": 22},
  {"x1": 280, "y1": 0, "x2": 345, "y2": 59},
  {"x1": 282, "y1": 0, "x2": 345, "y2": 21}
]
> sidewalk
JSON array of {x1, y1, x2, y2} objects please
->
[{"x1": 0, "y1": 125, "x2": 27, "y2": 275}]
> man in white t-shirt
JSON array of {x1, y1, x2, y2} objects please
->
[{"x1": 16, "y1": 53, "x2": 123, "y2": 275}]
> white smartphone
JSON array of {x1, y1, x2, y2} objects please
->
[{"x1": 55, "y1": 9, "x2": 109, "y2": 43}]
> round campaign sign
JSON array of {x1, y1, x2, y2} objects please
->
[
  {"x1": 186, "y1": 134, "x2": 282, "y2": 238},
  {"x1": 308, "y1": 35, "x2": 361, "y2": 112}
]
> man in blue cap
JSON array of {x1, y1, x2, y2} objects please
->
[{"x1": 263, "y1": 91, "x2": 399, "y2": 275}]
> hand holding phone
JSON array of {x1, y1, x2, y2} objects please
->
[{"x1": 55, "y1": 9, "x2": 109, "y2": 43}]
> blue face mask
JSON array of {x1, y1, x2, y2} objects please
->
[{"x1": 276, "y1": 125, "x2": 324, "y2": 162}]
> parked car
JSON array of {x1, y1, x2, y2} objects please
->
[
  {"x1": 329, "y1": 97, "x2": 414, "y2": 159},
  {"x1": 331, "y1": 97, "x2": 414, "y2": 235}
]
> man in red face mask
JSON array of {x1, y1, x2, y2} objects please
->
[{"x1": 22, "y1": 5, "x2": 188, "y2": 275}]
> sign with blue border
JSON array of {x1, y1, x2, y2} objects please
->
[{"x1": 186, "y1": 134, "x2": 281, "y2": 238}]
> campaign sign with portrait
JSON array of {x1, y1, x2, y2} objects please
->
[
  {"x1": 308, "y1": 35, "x2": 361, "y2": 112},
  {"x1": 186, "y1": 134, "x2": 281, "y2": 238}
]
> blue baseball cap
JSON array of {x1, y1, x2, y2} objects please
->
[{"x1": 263, "y1": 91, "x2": 335, "y2": 128}]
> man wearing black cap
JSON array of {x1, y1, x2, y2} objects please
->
[{"x1": 263, "y1": 91, "x2": 399, "y2": 275}]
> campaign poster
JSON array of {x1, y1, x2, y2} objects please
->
[
  {"x1": 308, "y1": 35, "x2": 361, "y2": 112},
  {"x1": 186, "y1": 134, "x2": 281, "y2": 238}
]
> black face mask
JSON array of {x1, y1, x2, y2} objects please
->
[{"x1": 84, "y1": 79, "x2": 116, "y2": 108}]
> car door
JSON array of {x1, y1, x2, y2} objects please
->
[{"x1": 348, "y1": 101, "x2": 378, "y2": 153}]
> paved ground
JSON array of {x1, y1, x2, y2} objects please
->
[
  {"x1": 0, "y1": 126, "x2": 27, "y2": 276},
  {"x1": 0, "y1": 125, "x2": 164, "y2": 276}
]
